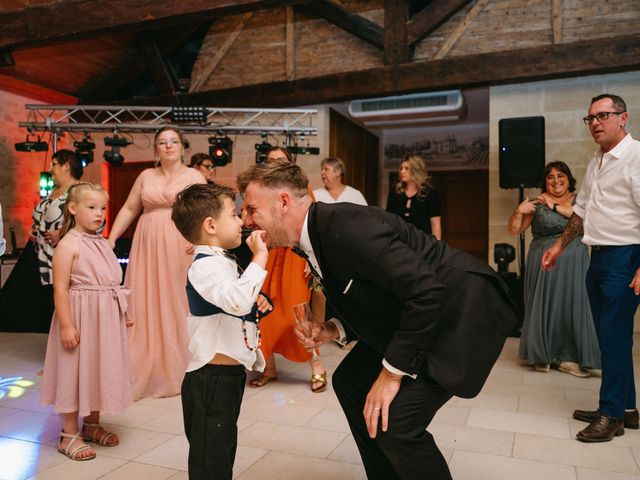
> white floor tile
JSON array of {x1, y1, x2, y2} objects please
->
[
  {"x1": 97, "y1": 461, "x2": 177, "y2": 480},
  {"x1": 449, "y1": 450, "x2": 577, "y2": 480},
  {"x1": 235, "y1": 451, "x2": 366, "y2": 480},
  {"x1": 467, "y1": 407, "x2": 571, "y2": 438},
  {"x1": 238, "y1": 421, "x2": 347, "y2": 458},
  {"x1": 514, "y1": 433, "x2": 639, "y2": 474}
]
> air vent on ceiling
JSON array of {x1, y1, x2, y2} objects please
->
[{"x1": 348, "y1": 90, "x2": 465, "y2": 127}]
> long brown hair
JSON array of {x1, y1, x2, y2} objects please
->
[{"x1": 59, "y1": 182, "x2": 109, "y2": 239}]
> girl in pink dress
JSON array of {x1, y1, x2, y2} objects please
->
[
  {"x1": 108, "y1": 127, "x2": 206, "y2": 399},
  {"x1": 41, "y1": 183, "x2": 133, "y2": 461}
]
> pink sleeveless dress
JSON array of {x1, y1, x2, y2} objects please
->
[
  {"x1": 125, "y1": 167, "x2": 205, "y2": 399},
  {"x1": 40, "y1": 230, "x2": 133, "y2": 417}
]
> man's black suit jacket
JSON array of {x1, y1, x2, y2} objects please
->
[{"x1": 308, "y1": 202, "x2": 517, "y2": 398}]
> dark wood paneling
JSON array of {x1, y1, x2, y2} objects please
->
[
  {"x1": 108, "y1": 161, "x2": 154, "y2": 238},
  {"x1": 329, "y1": 108, "x2": 379, "y2": 206},
  {"x1": 432, "y1": 169, "x2": 488, "y2": 260}
]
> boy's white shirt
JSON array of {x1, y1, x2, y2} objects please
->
[{"x1": 185, "y1": 245, "x2": 267, "y2": 372}]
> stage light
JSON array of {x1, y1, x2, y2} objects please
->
[
  {"x1": 208, "y1": 137, "x2": 233, "y2": 167},
  {"x1": 288, "y1": 146, "x2": 320, "y2": 155},
  {"x1": 39, "y1": 172, "x2": 54, "y2": 198},
  {"x1": 494, "y1": 243, "x2": 516, "y2": 274},
  {"x1": 74, "y1": 134, "x2": 95, "y2": 167},
  {"x1": 103, "y1": 135, "x2": 131, "y2": 167},
  {"x1": 15, "y1": 134, "x2": 48, "y2": 152},
  {"x1": 171, "y1": 106, "x2": 207, "y2": 123},
  {"x1": 254, "y1": 141, "x2": 272, "y2": 164}
]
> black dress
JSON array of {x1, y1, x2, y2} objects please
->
[{"x1": 386, "y1": 187, "x2": 441, "y2": 234}]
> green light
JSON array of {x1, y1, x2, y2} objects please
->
[{"x1": 39, "y1": 171, "x2": 53, "y2": 198}]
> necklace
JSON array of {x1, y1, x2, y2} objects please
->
[
  {"x1": 242, "y1": 314, "x2": 262, "y2": 352},
  {"x1": 227, "y1": 249, "x2": 263, "y2": 352}
]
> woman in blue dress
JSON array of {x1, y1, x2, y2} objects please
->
[{"x1": 508, "y1": 161, "x2": 600, "y2": 376}]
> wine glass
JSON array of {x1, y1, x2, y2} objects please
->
[{"x1": 293, "y1": 302, "x2": 319, "y2": 361}]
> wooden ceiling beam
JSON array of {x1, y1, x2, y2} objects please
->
[
  {"x1": 147, "y1": 35, "x2": 178, "y2": 102},
  {"x1": 122, "y1": 33, "x2": 640, "y2": 108},
  {"x1": 0, "y1": 0, "x2": 308, "y2": 50},
  {"x1": 407, "y1": 0, "x2": 473, "y2": 46},
  {"x1": 301, "y1": 0, "x2": 384, "y2": 49},
  {"x1": 384, "y1": 0, "x2": 409, "y2": 65}
]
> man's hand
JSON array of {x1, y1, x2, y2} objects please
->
[
  {"x1": 364, "y1": 367, "x2": 402, "y2": 438},
  {"x1": 629, "y1": 267, "x2": 640, "y2": 296},
  {"x1": 294, "y1": 320, "x2": 337, "y2": 348},
  {"x1": 542, "y1": 239, "x2": 564, "y2": 272}
]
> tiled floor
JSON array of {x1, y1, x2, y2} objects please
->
[{"x1": 1, "y1": 333, "x2": 640, "y2": 479}]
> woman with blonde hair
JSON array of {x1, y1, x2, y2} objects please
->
[
  {"x1": 108, "y1": 126, "x2": 206, "y2": 399},
  {"x1": 386, "y1": 154, "x2": 442, "y2": 239}
]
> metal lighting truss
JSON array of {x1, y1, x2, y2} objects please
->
[{"x1": 18, "y1": 105, "x2": 318, "y2": 136}]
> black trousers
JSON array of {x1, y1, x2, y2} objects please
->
[
  {"x1": 181, "y1": 363, "x2": 246, "y2": 480},
  {"x1": 333, "y1": 342, "x2": 453, "y2": 480}
]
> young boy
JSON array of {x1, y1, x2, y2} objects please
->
[{"x1": 171, "y1": 183, "x2": 272, "y2": 480}]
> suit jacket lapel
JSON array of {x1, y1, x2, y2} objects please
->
[{"x1": 307, "y1": 202, "x2": 325, "y2": 271}]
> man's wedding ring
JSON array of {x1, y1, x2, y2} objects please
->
[{"x1": 373, "y1": 407, "x2": 381, "y2": 411}]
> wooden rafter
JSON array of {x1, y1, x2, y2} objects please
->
[
  {"x1": 0, "y1": 0, "x2": 307, "y2": 50},
  {"x1": 552, "y1": 0, "x2": 563, "y2": 44},
  {"x1": 79, "y1": 25, "x2": 201, "y2": 103},
  {"x1": 407, "y1": 0, "x2": 474, "y2": 46},
  {"x1": 190, "y1": 12, "x2": 253, "y2": 93},
  {"x1": 384, "y1": 0, "x2": 409, "y2": 65},
  {"x1": 147, "y1": 35, "x2": 177, "y2": 100},
  {"x1": 123, "y1": 33, "x2": 640, "y2": 108},
  {"x1": 301, "y1": 0, "x2": 384, "y2": 49},
  {"x1": 434, "y1": 0, "x2": 490, "y2": 59},
  {"x1": 286, "y1": 6, "x2": 295, "y2": 80}
]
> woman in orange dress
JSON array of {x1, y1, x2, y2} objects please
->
[{"x1": 248, "y1": 146, "x2": 327, "y2": 392}]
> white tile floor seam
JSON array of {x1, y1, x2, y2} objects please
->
[{"x1": 2, "y1": 333, "x2": 640, "y2": 479}]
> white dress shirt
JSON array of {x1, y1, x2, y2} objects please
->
[
  {"x1": 185, "y1": 245, "x2": 267, "y2": 372},
  {"x1": 313, "y1": 186, "x2": 368, "y2": 205},
  {"x1": 299, "y1": 210, "x2": 413, "y2": 377},
  {"x1": 574, "y1": 134, "x2": 640, "y2": 246}
]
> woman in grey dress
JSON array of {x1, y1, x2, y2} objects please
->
[{"x1": 508, "y1": 161, "x2": 600, "y2": 376}]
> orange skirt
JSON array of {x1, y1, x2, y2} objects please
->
[{"x1": 260, "y1": 247, "x2": 312, "y2": 362}]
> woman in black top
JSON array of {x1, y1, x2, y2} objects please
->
[{"x1": 386, "y1": 154, "x2": 442, "y2": 239}]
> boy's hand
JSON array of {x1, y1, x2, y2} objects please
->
[
  {"x1": 246, "y1": 230, "x2": 268, "y2": 267},
  {"x1": 256, "y1": 294, "x2": 273, "y2": 314},
  {"x1": 60, "y1": 325, "x2": 80, "y2": 349}
]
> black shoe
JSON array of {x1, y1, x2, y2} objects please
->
[
  {"x1": 573, "y1": 408, "x2": 639, "y2": 429},
  {"x1": 576, "y1": 414, "x2": 624, "y2": 443}
]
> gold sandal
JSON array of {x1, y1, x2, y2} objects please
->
[
  {"x1": 59, "y1": 431, "x2": 96, "y2": 461},
  {"x1": 249, "y1": 373, "x2": 278, "y2": 388},
  {"x1": 311, "y1": 372, "x2": 327, "y2": 393},
  {"x1": 82, "y1": 422, "x2": 120, "y2": 447}
]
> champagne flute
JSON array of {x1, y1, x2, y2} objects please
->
[{"x1": 293, "y1": 302, "x2": 319, "y2": 361}]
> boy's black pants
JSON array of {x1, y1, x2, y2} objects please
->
[{"x1": 181, "y1": 363, "x2": 246, "y2": 480}]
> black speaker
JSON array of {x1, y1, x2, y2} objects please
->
[{"x1": 499, "y1": 116, "x2": 545, "y2": 189}]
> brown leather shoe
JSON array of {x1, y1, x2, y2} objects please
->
[
  {"x1": 573, "y1": 408, "x2": 639, "y2": 429},
  {"x1": 576, "y1": 414, "x2": 624, "y2": 443}
]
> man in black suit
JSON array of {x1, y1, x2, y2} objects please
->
[{"x1": 239, "y1": 161, "x2": 516, "y2": 479}]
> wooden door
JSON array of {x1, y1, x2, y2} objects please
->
[
  {"x1": 329, "y1": 108, "x2": 379, "y2": 205},
  {"x1": 107, "y1": 161, "x2": 155, "y2": 238}
]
